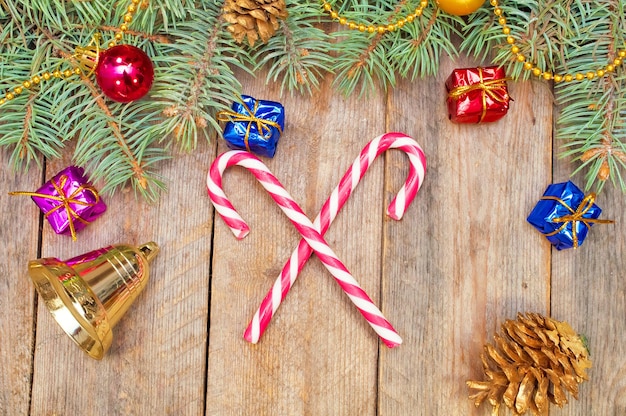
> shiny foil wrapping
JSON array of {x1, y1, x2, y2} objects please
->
[
  {"x1": 527, "y1": 181, "x2": 603, "y2": 250},
  {"x1": 31, "y1": 166, "x2": 107, "y2": 237},
  {"x1": 445, "y1": 66, "x2": 510, "y2": 123},
  {"x1": 222, "y1": 95, "x2": 285, "y2": 158}
]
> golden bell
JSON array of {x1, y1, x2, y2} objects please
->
[{"x1": 28, "y1": 242, "x2": 159, "y2": 360}]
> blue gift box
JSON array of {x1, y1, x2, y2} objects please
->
[
  {"x1": 527, "y1": 181, "x2": 606, "y2": 250},
  {"x1": 221, "y1": 95, "x2": 285, "y2": 158}
]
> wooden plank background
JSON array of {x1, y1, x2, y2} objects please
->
[{"x1": 1, "y1": 52, "x2": 625, "y2": 415}]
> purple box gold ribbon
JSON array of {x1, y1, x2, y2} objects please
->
[{"x1": 9, "y1": 166, "x2": 106, "y2": 240}]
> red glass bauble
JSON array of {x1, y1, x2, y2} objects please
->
[{"x1": 95, "y1": 44, "x2": 154, "y2": 103}]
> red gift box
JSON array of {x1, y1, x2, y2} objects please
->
[{"x1": 445, "y1": 66, "x2": 510, "y2": 123}]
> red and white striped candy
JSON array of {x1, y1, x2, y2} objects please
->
[
  {"x1": 244, "y1": 132, "x2": 427, "y2": 344},
  {"x1": 207, "y1": 149, "x2": 404, "y2": 348}
]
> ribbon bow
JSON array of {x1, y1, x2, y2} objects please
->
[
  {"x1": 541, "y1": 193, "x2": 614, "y2": 248},
  {"x1": 217, "y1": 100, "x2": 283, "y2": 152},
  {"x1": 9, "y1": 175, "x2": 100, "y2": 241},
  {"x1": 447, "y1": 67, "x2": 510, "y2": 123}
]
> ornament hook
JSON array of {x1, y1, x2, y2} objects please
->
[{"x1": 73, "y1": 34, "x2": 102, "y2": 77}]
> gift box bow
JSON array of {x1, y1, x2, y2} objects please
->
[
  {"x1": 9, "y1": 174, "x2": 101, "y2": 241},
  {"x1": 217, "y1": 100, "x2": 283, "y2": 152},
  {"x1": 447, "y1": 67, "x2": 510, "y2": 122},
  {"x1": 541, "y1": 192, "x2": 613, "y2": 248}
]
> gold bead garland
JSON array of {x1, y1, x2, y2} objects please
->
[
  {"x1": 109, "y1": 0, "x2": 145, "y2": 48},
  {"x1": 321, "y1": 1, "x2": 429, "y2": 34},
  {"x1": 0, "y1": 0, "x2": 147, "y2": 107},
  {"x1": 321, "y1": 0, "x2": 625, "y2": 82},
  {"x1": 490, "y1": 0, "x2": 626, "y2": 82}
]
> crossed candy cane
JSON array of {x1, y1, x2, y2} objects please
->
[
  {"x1": 207, "y1": 132, "x2": 426, "y2": 348},
  {"x1": 242, "y1": 132, "x2": 427, "y2": 344}
]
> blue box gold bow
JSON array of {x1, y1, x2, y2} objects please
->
[
  {"x1": 219, "y1": 95, "x2": 285, "y2": 158},
  {"x1": 527, "y1": 181, "x2": 612, "y2": 250}
]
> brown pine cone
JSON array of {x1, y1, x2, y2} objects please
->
[
  {"x1": 223, "y1": 0, "x2": 288, "y2": 46},
  {"x1": 467, "y1": 312, "x2": 591, "y2": 415}
]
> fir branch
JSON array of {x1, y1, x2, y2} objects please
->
[
  {"x1": 331, "y1": 30, "x2": 396, "y2": 95},
  {"x1": 25, "y1": 0, "x2": 110, "y2": 30},
  {"x1": 75, "y1": 24, "x2": 172, "y2": 44},
  {"x1": 390, "y1": 7, "x2": 462, "y2": 79},
  {"x1": 314, "y1": 0, "x2": 466, "y2": 95},
  {"x1": 2, "y1": 0, "x2": 626, "y2": 198},
  {"x1": 57, "y1": 57, "x2": 165, "y2": 200},
  {"x1": 461, "y1": 0, "x2": 626, "y2": 192},
  {"x1": 0, "y1": 0, "x2": 169, "y2": 199},
  {"x1": 1, "y1": 2, "x2": 27, "y2": 42},
  {"x1": 0, "y1": 97, "x2": 64, "y2": 169},
  {"x1": 556, "y1": 0, "x2": 626, "y2": 192},
  {"x1": 152, "y1": 4, "x2": 253, "y2": 151},
  {"x1": 255, "y1": 1, "x2": 334, "y2": 94},
  {"x1": 118, "y1": 0, "x2": 190, "y2": 33},
  {"x1": 0, "y1": 33, "x2": 66, "y2": 168}
]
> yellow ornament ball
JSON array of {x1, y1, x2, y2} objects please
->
[{"x1": 437, "y1": 0, "x2": 485, "y2": 15}]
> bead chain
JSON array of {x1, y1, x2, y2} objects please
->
[
  {"x1": 0, "y1": 0, "x2": 145, "y2": 106},
  {"x1": 490, "y1": 0, "x2": 626, "y2": 82},
  {"x1": 108, "y1": 0, "x2": 145, "y2": 48},
  {"x1": 322, "y1": 1, "x2": 429, "y2": 34},
  {"x1": 322, "y1": 0, "x2": 625, "y2": 82}
]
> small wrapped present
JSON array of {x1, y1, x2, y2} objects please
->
[
  {"x1": 9, "y1": 166, "x2": 106, "y2": 240},
  {"x1": 527, "y1": 181, "x2": 612, "y2": 250},
  {"x1": 218, "y1": 95, "x2": 285, "y2": 158},
  {"x1": 445, "y1": 66, "x2": 510, "y2": 123}
]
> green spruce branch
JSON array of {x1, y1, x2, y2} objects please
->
[
  {"x1": 256, "y1": 2, "x2": 334, "y2": 94},
  {"x1": 555, "y1": 0, "x2": 626, "y2": 193},
  {"x1": 153, "y1": 7, "x2": 253, "y2": 152},
  {"x1": 0, "y1": 0, "x2": 255, "y2": 201},
  {"x1": 1, "y1": 0, "x2": 626, "y2": 200},
  {"x1": 314, "y1": 1, "x2": 463, "y2": 95}
]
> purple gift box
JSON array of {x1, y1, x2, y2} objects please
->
[{"x1": 30, "y1": 166, "x2": 106, "y2": 239}]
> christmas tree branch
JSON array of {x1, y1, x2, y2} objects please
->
[
  {"x1": 81, "y1": 70, "x2": 150, "y2": 190},
  {"x1": 155, "y1": 5, "x2": 252, "y2": 151},
  {"x1": 255, "y1": 0, "x2": 334, "y2": 94},
  {"x1": 555, "y1": 0, "x2": 626, "y2": 192},
  {"x1": 167, "y1": 14, "x2": 226, "y2": 146},
  {"x1": 347, "y1": 35, "x2": 385, "y2": 83},
  {"x1": 392, "y1": 11, "x2": 462, "y2": 79},
  {"x1": 2, "y1": 0, "x2": 626, "y2": 199},
  {"x1": 461, "y1": 0, "x2": 626, "y2": 192},
  {"x1": 0, "y1": 23, "x2": 65, "y2": 168},
  {"x1": 77, "y1": 25, "x2": 172, "y2": 44},
  {"x1": 319, "y1": 1, "x2": 462, "y2": 94},
  {"x1": 17, "y1": 103, "x2": 32, "y2": 159}
]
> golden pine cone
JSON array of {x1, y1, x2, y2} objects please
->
[
  {"x1": 467, "y1": 312, "x2": 591, "y2": 416},
  {"x1": 223, "y1": 0, "x2": 288, "y2": 46}
]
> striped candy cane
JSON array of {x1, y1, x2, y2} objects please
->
[
  {"x1": 244, "y1": 132, "x2": 427, "y2": 343},
  {"x1": 208, "y1": 150, "x2": 403, "y2": 348}
]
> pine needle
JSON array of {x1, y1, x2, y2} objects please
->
[{"x1": 1, "y1": 0, "x2": 626, "y2": 199}]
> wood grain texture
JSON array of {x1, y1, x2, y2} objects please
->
[
  {"x1": 379, "y1": 54, "x2": 555, "y2": 415},
  {"x1": 0, "y1": 155, "x2": 40, "y2": 416},
  {"x1": 551, "y1": 154, "x2": 626, "y2": 415},
  {"x1": 0, "y1": 56, "x2": 625, "y2": 416},
  {"x1": 28, "y1": 148, "x2": 214, "y2": 415},
  {"x1": 206, "y1": 72, "x2": 386, "y2": 415}
]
